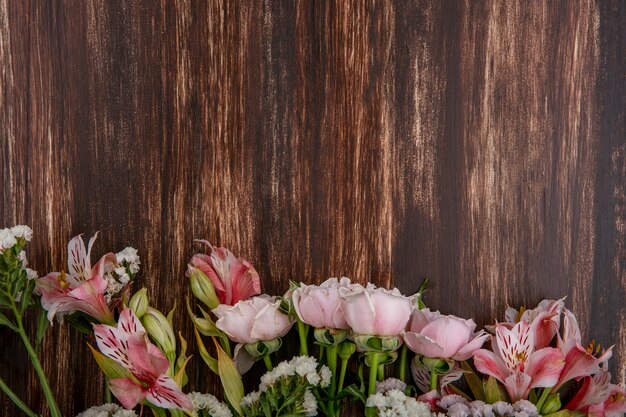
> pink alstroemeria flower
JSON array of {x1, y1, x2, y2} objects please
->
[
  {"x1": 404, "y1": 309, "x2": 490, "y2": 361},
  {"x1": 189, "y1": 241, "x2": 261, "y2": 305},
  {"x1": 36, "y1": 233, "x2": 115, "y2": 323},
  {"x1": 504, "y1": 298, "x2": 565, "y2": 349},
  {"x1": 93, "y1": 309, "x2": 192, "y2": 411},
  {"x1": 566, "y1": 370, "x2": 626, "y2": 416},
  {"x1": 554, "y1": 308, "x2": 613, "y2": 390},
  {"x1": 473, "y1": 321, "x2": 565, "y2": 401}
]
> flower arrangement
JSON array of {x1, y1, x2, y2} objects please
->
[{"x1": 0, "y1": 226, "x2": 624, "y2": 417}]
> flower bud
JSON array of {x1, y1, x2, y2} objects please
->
[
  {"x1": 142, "y1": 307, "x2": 176, "y2": 355},
  {"x1": 540, "y1": 393, "x2": 562, "y2": 415},
  {"x1": 314, "y1": 328, "x2": 348, "y2": 346},
  {"x1": 129, "y1": 288, "x2": 149, "y2": 318},
  {"x1": 354, "y1": 335, "x2": 402, "y2": 353},
  {"x1": 188, "y1": 266, "x2": 220, "y2": 309},
  {"x1": 338, "y1": 341, "x2": 357, "y2": 360},
  {"x1": 244, "y1": 339, "x2": 282, "y2": 358}
]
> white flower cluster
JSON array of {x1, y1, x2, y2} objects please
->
[
  {"x1": 0, "y1": 225, "x2": 33, "y2": 251},
  {"x1": 259, "y1": 356, "x2": 331, "y2": 391},
  {"x1": 437, "y1": 395, "x2": 539, "y2": 417},
  {"x1": 242, "y1": 356, "x2": 329, "y2": 416},
  {"x1": 376, "y1": 378, "x2": 408, "y2": 393},
  {"x1": 366, "y1": 389, "x2": 443, "y2": 417},
  {"x1": 103, "y1": 247, "x2": 141, "y2": 301},
  {"x1": 116, "y1": 247, "x2": 141, "y2": 273},
  {"x1": 188, "y1": 392, "x2": 232, "y2": 417},
  {"x1": 75, "y1": 403, "x2": 137, "y2": 417}
]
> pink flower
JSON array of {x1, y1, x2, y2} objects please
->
[
  {"x1": 554, "y1": 309, "x2": 613, "y2": 390},
  {"x1": 339, "y1": 283, "x2": 412, "y2": 336},
  {"x1": 213, "y1": 295, "x2": 293, "y2": 344},
  {"x1": 291, "y1": 277, "x2": 352, "y2": 329},
  {"x1": 404, "y1": 309, "x2": 490, "y2": 361},
  {"x1": 93, "y1": 309, "x2": 192, "y2": 411},
  {"x1": 36, "y1": 233, "x2": 116, "y2": 323},
  {"x1": 504, "y1": 298, "x2": 565, "y2": 349},
  {"x1": 566, "y1": 370, "x2": 626, "y2": 416},
  {"x1": 473, "y1": 321, "x2": 565, "y2": 401},
  {"x1": 189, "y1": 241, "x2": 261, "y2": 305}
]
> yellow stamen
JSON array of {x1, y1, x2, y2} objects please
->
[
  {"x1": 515, "y1": 351, "x2": 527, "y2": 362},
  {"x1": 56, "y1": 271, "x2": 70, "y2": 290}
]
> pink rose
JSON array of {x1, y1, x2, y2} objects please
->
[
  {"x1": 339, "y1": 283, "x2": 412, "y2": 336},
  {"x1": 213, "y1": 295, "x2": 293, "y2": 344},
  {"x1": 291, "y1": 277, "x2": 352, "y2": 329},
  {"x1": 404, "y1": 309, "x2": 490, "y2": 361}
]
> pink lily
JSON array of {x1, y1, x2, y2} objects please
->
[
  {"x1": 36, "y1": 233, "x2": 115, "y2": 323},
  {"x1": 566, "y1": 369, "x2": 626, "y2": 416},
  {"x1": 473, "y1": 321, "x2": 565, "y2": 401},
  {"x1": 189, "y1": 240, "x2": 261, "y2": 305},
  {"x1": 93, "y1": 309, "x2": 192, "y2": 411},
  {"x1": 554, "y1": 309, "x2": 613, "y2": 390},
  {"x1": 504, "y1": 298, "x2": 565, "y2": 349}
]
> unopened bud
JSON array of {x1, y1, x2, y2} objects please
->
[
  {"x1": 314, "y1": 328, "x2": 348, "y2": 346},
  {"x1": 142, "y1": 307, "x2": 176, "y2": 355},
  {"x1": 188, "y1": 266, "x2": 220, "y2": 309},
  {"x1": 129, "y1": 288, "x2": 149, "y2": 318},
  {"x1": 354, "y1": 335, "x2": 402, "y2": 353},
  {"x1": 540, "y1": 393, "x2": 562, "y2": 415},
  {"x1": 338, "y1": 341, "x2": 357, "y2": 360}
]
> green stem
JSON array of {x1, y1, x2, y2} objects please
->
[
  {"x1": 430, "y1": 371, "x2": 438, "y2": 392},
  {"x1": 337, "y1": 355, "x2": 349, "y2": 395},
  {"x1": 263, "y1": 354, "x2": 274, "y2": 371},
  {"x1": 104, "y1": 375, "x2": 112, "y2": 403},
  {"x1": 368, "y1": 353, "x2": 380, "y2": 396},
  {"x1": 377, "y1": 364, "x2": 385, "y2": 382},
  {"x1": 0, "y1": 375, "x2": 38, "y2": 417},
  {"x1": 535, "y1": 387, "x2": 551, "y2": 413},
  {"x1": 297, "y1": 319, "x2": 309, "y2": 356},
  {"x1": 11, "y1": 302, "x2": 61, "y2": 417},
  {"x1": 319, "y1": 345, "x2": 325, "y2": 362},
  {"x1": 398, "y1": 344, "x2": 407, "y2": 382},
  {"x1": 327, "y1": 345, "x2": 338, "y2": 417}
]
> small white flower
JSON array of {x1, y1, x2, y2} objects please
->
[
  {"x1": 302, "y1": 389, "x2": 318, "y2": 416},
  {"x1": 188, "y1": 392, "x2": 232, "y2": 417},
  {"x1": 492, "y1": 401, "x2": 514, "y2": 416},
  {"x1": 376, "y1": 378, "x2": 407, "y2": 393},
  {"x1": 0, "y1": 228, "x2": 17, "y2": 250},
  {"x1": 11, "y1": 225, "x2": 33, "y2": 241},
  {"x1": 116, "y1": 247, "x2": 140, "y2": 273},
  {"x1": 25, "y1": 268, "x2": 38, "y2": 280},
  {"x1": 241, "y1": 391, "x2": 261, "y2": 408},
  {"x1": 513, "y1": 400, "x2": 538, "y2": 416},
  {"x1": 366, "y1": 390, "x2": 436, "y2": 417},
  {"x1": 438, "y1": 394, "x2": 469, "y2": 409},
  {"x1": 76, "y1": 403, "x2": 138, "y2": 417},
  {"x1": 447, "y1": 403, "x2": 471, "y2": 417},
  {"x1": 319, "y1": 365, "x2": 332, "y2": 388}
]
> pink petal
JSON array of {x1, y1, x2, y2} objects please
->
[
  {"x1": 67, "y1": 234, "x2": 90, "y2": 281},
  {"x1": 127, "y1": 334, "x2": 170, "y2": 378},
  {"x1": 473, "y1": 349, "x2": 510, "y2": 383},
  {"x1": 408, "y1": 309, "x2": 432, "y2": 333},
  {"x1": 370, "y1": 290, "x2": 412, "y2": 336},
  {"x1": 340, "y1": 289, "x2": 377, "y2": 335},
  {"x1": 93, "y1": 323, "x2": 135, "y2": 371},
  {"x1": 146, "y1": 375, "x2": 192, "y2": 410},
  {"x1": 504, "y1": 372, "x2": 532, "y2": 401},
  {"x1": 109, "y1": 377, "x2": 146, "y2": 409},
  {"x1": 453, "y1": 331, "x2": 490, "y2": 361},
  {"x1": 229, "y1": 258, "x2": 262, "y2": 305},
  {"x1": 526, "y1": 347, "x2": 565, "y2": 389},
  {"x1": 555, "y1": 344, "x2": 604, "y2": 389},
  {"x1": 117, "y1": 308, "x2": 146, "y2": 334},
  {"x1": 495, "y1": 322, "x2": 533, "y2": 372},
  {"x1": 420, "y1": 317, "x2": 471, "y2": 358},
  {"x1": 404, "y1": 332, "x2": 446, "y2": 358},
  {"x1": 530, "y1": 310, "x2": 560, "y2": 349}
]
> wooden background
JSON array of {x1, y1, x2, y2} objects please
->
[{"x1": 1, "y1": 1, "x2": 624, "y2": 415}]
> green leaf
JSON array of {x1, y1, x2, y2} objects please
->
[
  {"x1": 214, "y1": 338, "x2": 244, "y2": 416},
  {"x1": 484, "y1": 376, "x2": 501, "y2": 404},
  {"x1": 0, "y1": 311, "x2": 17, "y2": 331},
  {"x1": 461, "y1": 361, "x2": 485, "y2": 401},
  {"x1": 341, "y1": 384, "x2": 366, "y2": 404},
  {"x1": 88, "y1": 344, "x2": 133, "y2": 379},
  {"x1": 194, "y1": 328, "x2": 218, "y2": 374},
  {"x1": 35, "y1": 308, "x2": 50, "y2": 350}
]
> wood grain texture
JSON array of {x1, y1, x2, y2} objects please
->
[{"x1": 1, "y1": 1, "x2": 624, "y2": 415}]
